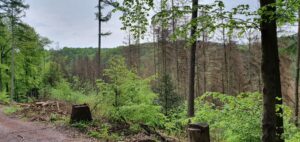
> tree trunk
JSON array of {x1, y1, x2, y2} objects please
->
[
  {"x1": 260, "y1": 0, "x2": 284, "y2": 141},
  {"x1": 137, "y1": 32, "x2": 141, "y2": 74},
  {"x1": 188, "y1": 0, "x2": 198, "y2": 117},
  {"x1": 0, "y1": 51, "x2": 4, "y2": 91},
  {"x1": 10, "y1": 11, "x2": 15, "y2": 102},
  {"x1": 188, "y1": 123, "x2": 210, "y2": 142},
  {"x1": 202, "y1": 33, "x2": 207, "y2": 93},
  {"x1": 222, "y1": 26, "x2": 228, "y2": 94},
  {"x1": 294, "y1": 8, "x2": 300, "y2": 127},
  {"x1": 152, "y1": 29, "x2": 156, "y2": 76},
  {"x1": 70, "y1": 104, "x2": 92, "y2": 123},
  {"x1": 98, "y1": 0, "x2": 102, "y2": 78},
  {"x1": 259, "y1": 71, "x2": 262, "y2": 93},
  {"x1": 248, "y1": 33, "x2": 253, "y2": 91},
  {"x1": 171, "y1": 0, "x2": 180, "y2": 94}
]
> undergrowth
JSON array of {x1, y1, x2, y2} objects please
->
[
  {"x1": 45, "y1": 57, "x2": 300, "y2": 141},
  {"x1": 3, "y1": 105, "x2": 21, "y2": 115}
]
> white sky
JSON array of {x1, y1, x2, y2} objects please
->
[{"x1": 22, "y1": 0, "x2": 259, "y2": 48}]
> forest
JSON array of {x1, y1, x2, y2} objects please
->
[{"x1": 1, "y1": 0, "x2": 300, "y2": 142}]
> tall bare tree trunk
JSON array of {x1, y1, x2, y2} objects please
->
[
  {"x1": 153, "y1": 28, "x2": 157, "y2": 76},
  {"x1": 222, "y1": 26, "x2": 228, "y2": 94},
  {"x1": 10, "y1": 10, "x2": 15, "y2": 102},
  {"x1": 248, "y1": 32, "x2": 253, "y2": 91},
  {"x1": 294, "y1": 8, "x2": 300, "y2": 127},
  {"x1": 260, "y1": 0, "x2": 284, "y2": 141},
  {"x1": 137, "y1": 27, "x2": 141, "y2": 74},
  {"x1": 171, "y1": 0, "x2": 180, "y2": 94},
  {"x1": 98, "y1": 0, "x2": 102, "y2": 78},
  {"x1": 128, "y1": 31, "x2": 133, "y2": 68},
  {"x1": 202, "y1": 32, "x2": 207, "y2": 93},
  {"x1": 259, "y1": 71, "x2": 262, "y2": 93},
  {"x1": 162, "y1": 29, "x2": 167, "y2": 77},
  {"x1": 188, "y1": 0, "x2": 198, "y2": 117},
  {"x1": 0, "y1": 51, "x2": 3, "y2": 91}
]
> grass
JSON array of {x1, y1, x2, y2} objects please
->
[{"x1": 3, "y1": 105, "x2": 21, "y2": 115}]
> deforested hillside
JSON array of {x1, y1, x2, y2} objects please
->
[{"x1": 51, "y1": 36, "x2": 297, "y2": 108}]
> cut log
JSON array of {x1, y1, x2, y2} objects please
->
[
  {"x1": 70, "y1": 104, "x2": 92, "y2": 123},
  {"x1": 188, "y1": 123, "x2": 210, "y2": 142},
  {"x1": 35, "y1": 101, "x2": 49, "y2": 106},
  {"x1": 56, "y1": 101, "x2": 60, "y2": 111}
]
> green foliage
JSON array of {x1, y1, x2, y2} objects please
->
[
  {"x1": 282, "y1": 105, "x2": 300, "y2": 142},
  {"x1": 0, "y1": 0, "x2": 29, "y2": 23},
  {"x1": 157, "y1": 74, "x2": 183, "y2": 116},
  {"x1": 49, "y1": 113, "x2": 59, "y2": 122},
  {"x1": 0, "y1": 17, "x2": 48, "y2": 102},
  {"x1": 48, "y1": 57, "x2": 165, "y2": 129},
  {"x1": 3, "y1": 105, "x2": 21, "y2": 115},
  {"x1": 162, "y1": 104, "x2": 188, "y2": 136},
  {"x1": 96, "y1": 57, "x2": 164, "y2": 127},
  {"x1": 113, "y1": 0, "x2": 153, "y2": 38},
  {"x1": 193, "y1": 92, "x2": 262, "y2": 141},
  {"x1": 0, "y1": 91, "x2": 9, "y2": 104},
  {"x1": 87, "y1": 123, "x2": 120, "y2": 141},
  {"x1": 49, "y1": 80, "x2": 88, "y2": 104},
  {"x1": 191, "y1": 92, "x2": 300, "y2": 142},
  {"x1": 14, "y1": 24, "x2": 45, "y2": 100},
  {"x1": 43, "y1": 61, "x2": 63, "y2": 87},
  {"x1": 71, "y1": 121, "x2": 90, "y2": 132}
]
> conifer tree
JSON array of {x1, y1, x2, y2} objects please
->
[{"x1": 96, "y1": 0, "x2": 111, "y2": 77}]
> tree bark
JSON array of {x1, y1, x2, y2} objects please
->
[
  {"x1": 202, "y1": 32, "x2": 207, "y2": 93},
  {"x1": 260, "y1": 0, "x2": 284, "y2": 141},
  {"x1": 0, "y1": 50, "x2": 4, "y2": 91},
  {"x1": 188, "y1": 123, "x2": 210, "y2": 142},
  {"x1": 171, "y1": 0, "x2": 180, "y2": 94},
  {"x1": 98, "y1": 0, "x2": 102, "y2": 78},
  {"x1": 188, "y1": 0, "x2": 198, "y2": 117},
  {"x1": 10, "y1": 10, "x2": 15, "y2": 102},
  {"x1": 248, "y1": 31, "x2": 253, "y2": 91},
  {"x1": 294, "y1": 8, "x2": 300, "y2": 127},
  {"x1": 222, "y1": 26, "x2": 228, "y2": 94},
  {"x1": 70, "y1": 104, "x2": 93, "y2": 123}
]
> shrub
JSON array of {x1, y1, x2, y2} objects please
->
[
  {"x1": 193, "y1": 92, "x2": 262, "y2": 142},
  {"x1": 157, "y1": 74, "x2": 183, "y2": 116},
  {"x1": 3, "y1": 105, "x2": 21, "y2": 115},
  {"x1": 192, "y1": 92, "x2": 300, "y2": 142},
  {"x1": 0, "y1": 91, "x2": 9, "y2": 104},
  {"x1": 96, "y1": 57, "x2": 165, "y2": 127},
  {"x1": 49, "y1": 80, "x2": 88, "y2": 104}
]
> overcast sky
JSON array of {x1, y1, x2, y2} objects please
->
[{"x1": 22, "y1": 0, "x2": 259, "y2": 49}]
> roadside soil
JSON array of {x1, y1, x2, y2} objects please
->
[{"x1": 0, "y1": 105, "x2": 94, "y2": 142}]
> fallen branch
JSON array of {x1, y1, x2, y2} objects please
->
[{"x1": 139, "y1": 123, "x2": 167, "y2": 142}]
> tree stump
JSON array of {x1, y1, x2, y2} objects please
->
[
  {"x1": 70, "y1": 104, "x2": 92, "y2": 123},
  {"x1": 188, "y1": 123, "x2": 210, "y2": 142}
]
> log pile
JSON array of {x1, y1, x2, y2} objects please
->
[{"x1": 17, "y1": 101, "x2": 69, "y2": 121}]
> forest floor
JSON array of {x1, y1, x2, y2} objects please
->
[
  {"x1": 0, "y1": 102, "x2": 163, "y2": 142},
  {"x1": 0, "y1": 105, "x2": 95, "y2": 142}
]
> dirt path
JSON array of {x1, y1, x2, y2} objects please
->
[{"x1": 0, "y1": 107, "x2": 93, "y2": 142}]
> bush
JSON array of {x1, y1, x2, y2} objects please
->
[
  {"x1": 157, "y1": 74, "x2": 183, "y2": 116},
  {"x1": 193, "y1": 92, "x2": 262, "y2": 142},
  {"x1": 192, "y1": 92, "x2": 300, "y2": 142},
  {"x1": 96, "y1": 57, "x2": 165, "y2": 127},
  {"x1": 0, "y1": 91, "x2": 9, "y2": 104},
  {"x1": 3, "y1": 105, "x2": 21, "y2": 115},
  {"x1": 49, "y1": 80, "x2": 88, "y2": 104}
]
